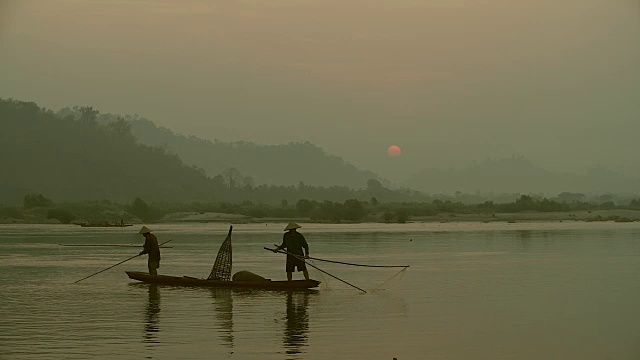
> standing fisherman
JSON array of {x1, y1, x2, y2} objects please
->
[
  {"x1": 274, "y1": 222, "x2": 310, "y2": 281},
  {"x1": 138, "y1": 226, "x2": 160, "y2": 276}
]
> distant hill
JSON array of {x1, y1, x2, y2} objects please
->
[
  {"x1": 0, "y1": 99, "x2": 424, "y2": 205},
  {"x1": 59, "y1": 110, "x2": 384, "y2": 189},
  {"x1": 0, "y1": 99, "x2": 217, "y2": 204},
  {"x1": 405, "y1": 157, "x2": 640, "y2": 195}
]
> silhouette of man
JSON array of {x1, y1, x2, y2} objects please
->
[
  {"x1": 138, "y1": 226, "x2": 161, "y2": 276},
  {"x1": 274, "y1": 222, "x2": 309, "y2": 281}
]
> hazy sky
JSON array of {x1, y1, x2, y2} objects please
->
[{"x1": 1, "y1": 0, "x2": 639, "y2": 181}]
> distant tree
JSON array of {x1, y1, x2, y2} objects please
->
[
  {"x1": 370, "y1": 197, "x2": 379, "y2": 206},
  {"x1": 343, "y1": 199, "x2": 365, "y2": 221},
  {"x1": 222, "y1": 167, "x2": 241, "y2": 188},
  {"x1": 296, "y1": 199, "x2": 314, "y2": 216},
  {"x1": 600, "y1": 201, "x2": 615, "y2": 209},
  {"x1": 515, "y1": 195, "x2": 534, "y2": 210},
  {"x1": 47, "y1": 208, "x2": 75, "y2": 224},
  {"x1": 105, "y1": 117, "x2": 136, "y2": 145},
  {"x1": 599, "y1": 194, "x2": 614, "y2": 204},
  {"x1": 397, "y1": 210, "x2": 409, "y2": 223},
  {"x1": 0, "y1": 206, "x2": 24, "y2": 219},
  {"x1": 281, "y1": 199, "x2": 289, "y2": 208},
  {"x1": 316, "y1": 200, "x2": 341, "y2": 222},
  {"x1": 630, "y1": 199, "x2": 640, "y2": 208},
  {"x1": 131, "y1": 197, "x2": 151, "y2": 221},
  {"x1": 78, "y1": 106, "x2": 99, "y2": 125},
  {"x1": 241, "y1": 176, "x2": 255, "y2": 190},
  {"x1": 212, "y1": 174, "x2": 225, "y2": 188},
  {"x1": 23, "y1": 193, "x2": 54, "y2": 208},
  {"x1": 383, "y1": 212, "x2": 394, "y2": 222}
]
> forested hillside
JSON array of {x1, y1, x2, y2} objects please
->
[
  {"x1": 0, "y1": 99, "x2": 218, "y2": 204},
  {"x1": 60, "y1": 110, "x2": 382, "y2": 188},
  {"x1": 0, "y1": 99, "x2": 426, "y2": 205}
]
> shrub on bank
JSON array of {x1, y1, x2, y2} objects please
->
[
  {"x1": 47, "y1": 208, "x2": 75, "y2": 224},
  {"x1": 0, "y1": 206, "x2": 24, "y2": 219}
]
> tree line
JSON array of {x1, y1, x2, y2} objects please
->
[{"x1": 3, "y1": 192, "x2": 640, "y2": 225}]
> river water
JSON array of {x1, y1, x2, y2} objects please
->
[{"x1": 1, "y1": 222, "x2": 639, "y2": 359}]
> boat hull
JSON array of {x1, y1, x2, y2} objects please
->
[
  {"x1": 79, "y1": 224, "x2": 133, "y2": 227},
  {"x1": 126, "y1": 271, "x2": 320, "y2": 290}
]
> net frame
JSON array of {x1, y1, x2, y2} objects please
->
[{"x1": 208, "y1": 225, "x2": 233, "y2": 281}]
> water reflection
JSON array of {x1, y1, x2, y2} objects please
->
[
  {"x1": 144, "y1": 285, "x2": 161, "y2": 344},
  {"x1": 211, "y1": 288, "x2": 234, "y2": 349},
  {"x1": 516, "y1": 230, "x2": 532, "y2": 250},
  {"x1": 283, "y1": 291, "x2": 310, "y2": 357}
]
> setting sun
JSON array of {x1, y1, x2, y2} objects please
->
[{"x1": 387, "y1": 145, "x2": 401, "y2": 157}]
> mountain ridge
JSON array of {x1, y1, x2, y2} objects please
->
[
  {"x1": 405, "y1": 157, "x2": 640, "y2": 195},
  {"x1": 58, "y1": 109, "x2": 387, "y2": 189},
  {"x1": 1, "y1": 99, "x2": 429, "y2": 205}
]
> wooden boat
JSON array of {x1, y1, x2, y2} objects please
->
[
  {"x1": 126, "y1": 271, "x2": 320, "y2": 290},
  {"x1": 126, "y1": 225, "x2": 320, "y2": 290},
  {"x1": 78, "y1": 222, "x2": 133, "y2": 227}
]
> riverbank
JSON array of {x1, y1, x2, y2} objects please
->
[
  {"x1": 3, "y1": 209, "x2": 640, "y2": 225},
  {"x1": 411, "y1": 209, "x2": 640, "y2": 223}
]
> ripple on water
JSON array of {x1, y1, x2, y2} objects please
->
[{"x1": 1, "y1": 223, "x2": 640, "y2": 359}]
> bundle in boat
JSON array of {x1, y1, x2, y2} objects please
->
[{"x1": 232, "y1": 270, "x2": 269, "y2": 282}]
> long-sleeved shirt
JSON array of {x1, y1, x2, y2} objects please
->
[{"x1": 141, "y1": 233, "x2": 161, "y2": 262}]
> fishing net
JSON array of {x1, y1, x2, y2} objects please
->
[{"x1": 208, "y1": 226, "x2": 233, "y2": 281}]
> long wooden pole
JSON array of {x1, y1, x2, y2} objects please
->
[
  {"x1": 264, "y1": 247, "x2": 367, "y2": 294},
  {"x1": 272, "y1": 244, "x2": 408, "y2": 268},
  {"x1": 75, "y1": 240, "x2": 172, "y2": 283},
  {"x1": 59, "y1": 244, "x2": 173, "y2": 248},
  {"x1": 305, "y1": 257, "x2": 408, "y2": 268}
]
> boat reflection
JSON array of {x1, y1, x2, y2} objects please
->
[
  {"x1": 210, "y1": 288, "x2": 234, "y2": 349},
  {"x1": 135, "y1": 284, "x2": 316, "y2": 358},
  {"x1": 283, "y1": 290, "x2": 311, "y2": 357},
  {"x1": 208, "y1": 288, "x2": 316, "y2": 358},
  {"x1": 144, "y1": 284, "x2": 161, "y2": 344}
]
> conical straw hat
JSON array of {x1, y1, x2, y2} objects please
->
[
  {"x1": 139, "y1": 226, "x2": 152, "y2": 234},
  {"x1": 284, "y1": 222, "x2": 301, "y2": 231}
]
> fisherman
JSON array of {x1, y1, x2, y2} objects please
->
[
  {"x1": 273, "y1": 222, "x2": 310, "y2": 281},
  {"x1": 138, "y1": 226, "x2": 161, "y2": 276}
]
